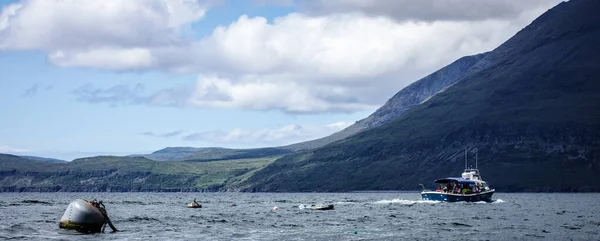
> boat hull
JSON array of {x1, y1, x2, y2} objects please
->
[
  {"x1": 310, "y1": 204, "x2": 334, "y2": 210},
  {"x1": 421, "y1": 190, "x2": 495, "y2": 202}
]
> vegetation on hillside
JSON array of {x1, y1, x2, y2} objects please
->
[{"x1": 0, "y1": 154, "x2": 277, "y2": 192}]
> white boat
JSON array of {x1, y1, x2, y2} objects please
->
[
  {"x1": 310, "y1": 204, "x2": 334, "y2": 210},
  {"x1": 421, "y1": 149, "x2": 495, "y2": 202}
]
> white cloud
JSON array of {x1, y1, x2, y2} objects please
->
[
  {"x1": 295, "y1": 0, "x2": 563, "y2": 22},
  {"x1": 183, "y1": 75, "x2": 378, "y2": 113},
  {"x1": 183, "y1": 122, "x2": 351, "y2": 145},
  {"x1": 0, "y1": 0, "x2": 212, "y2": 69},
  {"x1": 2, "y1": 0, "x2": 562, "y2": 113},
  {"x1": 326, "y1": 121, "x2": 352, "y2": 129},
  {"x1": 49, "y1": 47, "x2": 156, "y2": 70},
  {"x1": 0, "y1": 144, "x2": 29, "y2": 153},
  {"x1": 176, "y1": 13, "x2": 539, "y2": 113}
]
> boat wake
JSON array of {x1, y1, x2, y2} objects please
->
[
  {"x1": 471, "y1": 199, "x2": 505, "y2": 204},
  {"x1": 373, "y1": 199, "x2": 440, "y2": 205}
]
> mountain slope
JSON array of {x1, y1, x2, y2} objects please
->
[
  {"x1": 283, "y1": 53, "x2": 488, "y2": 151},
  {"x1": 239, "y1": 0, "x2": 600, "y2": 192}
]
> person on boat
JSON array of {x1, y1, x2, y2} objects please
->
[
  {"x1": 193, "y1": 198, "x2": 200, "y2": 207},
  {"x1": 437, "y1": 186, "x2": 442, "y2": 192},
  {"x1": 462, "y1": 184, "x2": 473, "y2": 194},
  {"x1": 445, "y1": 184, "x2": 452, "y2": 193}
]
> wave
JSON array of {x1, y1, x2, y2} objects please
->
[
  {"x1": 123, "y1": 216, "x2": 161, "y2": 223},
  {"x1": 373, "y1": 199, "x2": 440, "y2": 205}
]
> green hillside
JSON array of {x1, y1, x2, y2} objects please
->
[{"x1": 0, "y1": 154, "x2": 276, "y2": 192}]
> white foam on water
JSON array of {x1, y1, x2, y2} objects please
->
[
  {"x1": 465, "y1": 199, "x2": 505, "y2": 204},
  {"x1": 373, "y1": 199, "x2": 440, "y2": 205}
]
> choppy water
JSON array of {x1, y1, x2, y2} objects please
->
[{"x1": 0, "y1": 192, "x2": 599, "y2": 240}]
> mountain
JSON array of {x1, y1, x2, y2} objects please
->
[
  {"x1": 283, "y1": 53, "x2": 489, "y2": 151},
  {"x1": 137, "y1": 147, "x2": 205, "y2": 161},
  {"x1": 0, "y1": 153, "x2": 276, "y2": 192},
  {"x1": 140, "y1": 147, "x2": 292, "y2": 162},
  {"x1": 238, "y1": 0, "x2": 600, "y2": 192},
  {"x1": 18, "y1": 155, "x2": 67, "y2": 163}
]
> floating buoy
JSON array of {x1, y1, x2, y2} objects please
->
[
  {"x1": 59, "y1": 199, "x2": 118, "y2": 233},
  {"x1": 187, "y1": 198, "x2": 202, "y2": 208},
  {"x1": 273, "y1": 206, "x2": 279, "y2": 211},
  {"x1": 59, "y1": 199, "x2": 105, "y2": 233}
]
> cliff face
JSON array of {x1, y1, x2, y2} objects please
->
[{"x1": 239, "y1": 0, "x2": 600, "y2": 192}]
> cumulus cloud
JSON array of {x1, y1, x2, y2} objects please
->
[
  {"x1": 0, "y1": 0, "x2": 213, "y2": 69},
  {"x1": 183, "y1": 122, "x2": 352, "y2": 145},
  {"x1": 165, "y1": 13, "x2": 546, "y2": 113},
  {"x1": 295, "y1": 0, "x2": 563, "y2": 22},
  {"x1": 2, "y1": 0, "x2": 563, "y2": 113}
]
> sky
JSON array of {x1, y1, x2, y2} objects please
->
[{"x1": 0, "y1": 0, "x2": 563, "y2": 161}]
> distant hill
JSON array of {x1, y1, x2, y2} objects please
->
[
  {"x1": 135, "y1": 147, "x2": 204, "y2": 161},
  {"x1": 238, "y1": 0, "x2": 600, "y2": 192},
  {"x1": 0, "y1": 154, "x2": 275, "y2": 192},
  {"x1": 18, "y1": 155, "x2": 66, "y2": 163},
  {"x1": 140, "y1": 147, "x2": 292, "y2": 162}
]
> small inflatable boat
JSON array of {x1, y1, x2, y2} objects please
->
[
  {"x1": 310, "y1": 204, "x2": 334, "y2": 210},
  {"x1": 59, "y1": 199, "x2": 106, "y2": 233}
]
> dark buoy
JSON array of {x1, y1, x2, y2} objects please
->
[
  {"x1": 187, "y1": 198, "x2": 202, "y2": 208},
  {"x1": 59, "y1": 199, "x2": 118, "y2": 233}
]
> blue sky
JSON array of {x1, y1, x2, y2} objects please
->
[{"x1": 0, "y1": 0, "x2": 562, "y2": 160}]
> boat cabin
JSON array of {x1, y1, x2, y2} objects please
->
[{"x1": 433, "y1": 177, "x2": 489, "y2": 194}]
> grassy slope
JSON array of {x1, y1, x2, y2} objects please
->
[
  {"x1": 0, "y1": 154, "x2": 277, "y2": 191},
  {"x1": 142, "y1": 146, "x2": 292, "y2": 162}
]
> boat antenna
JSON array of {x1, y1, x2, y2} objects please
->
[
  {"x1": 464, "y1": 148, "x2": 467, "y2": 169},
  {"x1": 476, "y1": 150, "x2": 478, "y2": 169}
]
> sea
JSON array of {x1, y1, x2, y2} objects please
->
[{"x1": 0, "y1": 192, "x2": 599, "y2": 240}]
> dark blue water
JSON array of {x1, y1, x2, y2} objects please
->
[{"x1": 0, "y1": 192, "x2": 599, "y2": 240}]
